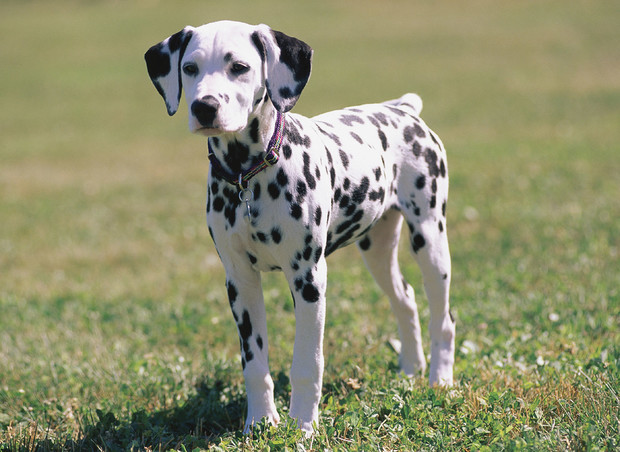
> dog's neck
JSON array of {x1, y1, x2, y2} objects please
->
[{"x1": 207, "y1": 101, "x2": 281, "y2": 181}]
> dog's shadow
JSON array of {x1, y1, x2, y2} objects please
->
[{"x1": 62, "y1": 372, "x2": 292, "y2": 451}]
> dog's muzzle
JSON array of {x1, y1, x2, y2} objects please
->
[{"x1": 191, "y1": 95, "x2": 220, "y2": 128}]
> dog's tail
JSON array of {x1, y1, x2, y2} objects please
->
[{"x1": 384, "y1": 93, "x2": 423, "y2": 116}]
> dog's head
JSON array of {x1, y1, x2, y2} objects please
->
[{"x1": 145, "y1": 21, "x2": 313, "y2": 136}]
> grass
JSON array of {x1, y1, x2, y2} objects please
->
[{"x1": 1, "y1": 0, "x2": 618, "y2": 450}]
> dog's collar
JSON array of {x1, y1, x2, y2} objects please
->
[{"x1": 208, "y1": 112, "x2": 285, "y2": 190}]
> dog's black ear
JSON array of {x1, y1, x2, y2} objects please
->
[
  {"x1": 252, "y1": 25, "x2": 313, "y2": 113},
  {"x1": 145, "y1": 27, "x2": 194, "y2": 116}
]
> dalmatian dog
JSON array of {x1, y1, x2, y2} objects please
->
[{"x1": 145, "y1": 20, "x2": 455, "y2": 434}]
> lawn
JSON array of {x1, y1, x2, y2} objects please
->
[{"x1": 0, "y1": 0, "x2": 618, "y2": 450}]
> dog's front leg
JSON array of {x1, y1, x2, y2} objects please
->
[
  {"x1": 286, "y1": 257, "x2": 328, "y2": 434},
  {"x1": 224, "y1": 265, "x2": 280, "y2": 432}
]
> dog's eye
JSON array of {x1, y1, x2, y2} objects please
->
[
  {"x1": 231, "y1": 62, "x2": 250, "y2": 75},
  {"x1": 182, "y1": 62, "x2": 198, "y2": 76}
]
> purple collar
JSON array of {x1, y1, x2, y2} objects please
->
[{"x1": 208, "y1": 112, "x2": 285, "y2": 190}]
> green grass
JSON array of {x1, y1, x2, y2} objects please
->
[{"x1": 1, "y1": 0, "x2": 618, "y2": 450}]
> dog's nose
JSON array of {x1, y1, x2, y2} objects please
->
[{"x1": 191, "y1": 95, "x2": 220, "y2": 127}]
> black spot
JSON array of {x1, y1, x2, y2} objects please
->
[
  {"x1": 335, "y1": 209, "x2": 363, "y2": 234},
  {"x1": 442, "y1": 201, "x2": 447, "y2": 217},
  {"x1": 302, "y1": 152, "x2": 316, "y2": 189},
  {"x1": 372, "y1": 112, "x2": 389, "y2": 126},
  {"x1": 438, "y1": 221, "x2": 444, "y2": 232},
  {"x1": 268, "y1": 182, "x2": 281, "y2": 199},
  {"x1": 378, "y1": 130, "x2": 388, "y2": 151},
  {"x1": 256, "y1": 231, "x2": 268, "y2": 243},
  {"x1": 387, "y1": 106, "x2": 406, "y2": 117},
  {"x1": 314, "y1": 246, "x2": 323, "y2": 264},
  {"x1": 249, "y1": 118, "x2": 260, "y2": 143},
  {"x1": 239, "y1": 309, "x2": 252, "y2": 341},
  {"x1": 416, "y1": 175, "x2": 426, "y2": 189},
  {"x1": 276, "y1": 168, "x2": 289, "y2": 187},
  {"x1": 290, "y1": 203, "x2": 302, "y2": 219},
  {"x1": 247, "y1": 253, "x2": 257, "y2": 264},
  {"x1": 440, "y1": 159, "x2": 447, "y2": 178},
  {"x1": 278, "y1": 86, "x2": 294, "y2": 99},
  {"x1": 224, "y1": 141, "x2": 250, "y2": 174},
  {"x1": 374, "y1": 167, "x2": 382, "y2": 182},
  {"x1": 358, "y1": 236, "x2": 371, "y2": 251},
  {"x1": 340, "y1": 115, "x2": 365, "y2": 127},
  {"x1": 412, "y1": 142, "x2": 422, "y2": 157},
  {"x1": 369, "y1": 187, "x2": 385, "y2": 203},
  {"x1": 351, "y1": 176, "x2": 370, "y2": 204},
  {"x1": 296, "y1": 180, "x2": 307, "y2": 203},
  {"x1": 302, "y1": 283, "x2": 320, "y2": 303},
  {"x1": 339, "y1": 150, "x2": 350, "y2": 169},
  {"x1": 431, "y1": 178, "x2": 437, "y2": 194},
  {"x1": 238, "y1": 310, "x2": 253, "y2": 363},
  {"x1": 430, "y1": 195, "x2": 436, "y2": 209},
  {"x1": 318, "y1": 126, "x2": 342, "y2": 146},
  {"x1": 350, "y1": 132, "x2": 363, "y2": 144},
  {"x1": 285, "y1": 119, "x2": 304, "y2": 145},
  {"x1": 403, "y1": 126, "x2": 414, "y2": 143},
  {"x1": 325, "y1": 223, "x2": 361, "y2": 256},
  {"x1": 314, "y1": 206, "x2": 322, "y2": 226},
  {"x1": 221, "y1": 186, "x2": 240, "y2": 228},
  {"x1": 294, "y1": 277, "x2": 303, "y2": 291},
  {"x1": 271, "y1": 227, "x2": 282, "y2": 244},
  {"x1": 413, "y1": 123, "x2": 426, "y2": 138},
  {"x1": 256, "y1": 335, "x2": 263, "y2": 350},
  {"x1": 282, "y1": 144, "x2": 292, "y2": 159},
  {"x1": 212, "y1": 197, "x2": 225, "y2": 212},
  {"x1": 412, "y1": 233, "x2": 426, "y2": 253},
  {"x1": 424, "y1": 148, "x2": 440, "y2": 177},
  {"x1": 227, "y1": 281, "x2": 238, "y2": 304},
  {"x1": 303, "y1": 246, "x2": 312, "y2": 261}
]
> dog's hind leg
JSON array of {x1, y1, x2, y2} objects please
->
[
  {"x1": 405, "y1": 214, "x2": 455, "y2": 386},
  {"x1": 357, "y1": 208, "x2": 426, "y2": 377}
]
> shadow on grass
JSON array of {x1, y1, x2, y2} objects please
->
[{"x1": 26, "y1": 372, "x2": 291, "y2": 451}]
